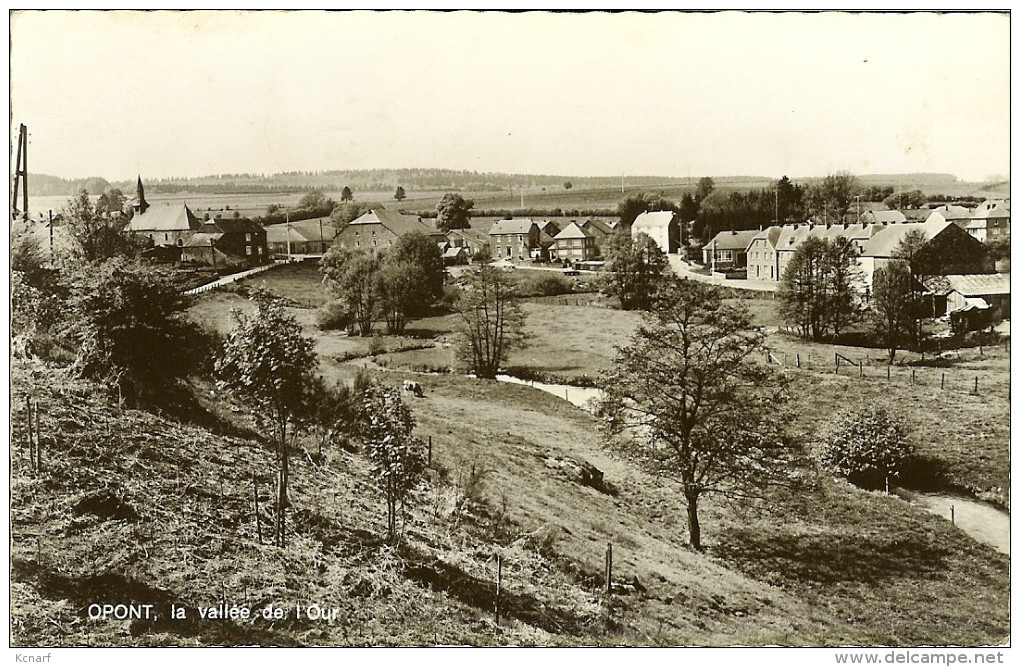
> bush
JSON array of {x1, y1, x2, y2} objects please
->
[
  {"x1": 67, "y1": 260, "x2": 206, "y2": 403},
  {"x1": 819, "y1": 405, "x2": 915, "y2": 489},
  {"x1": 317, "y1": 301, "x2": 351, "y2": 331},
  {"x1": 523, "y1": 274, "x2": 573, "y2": 297}
]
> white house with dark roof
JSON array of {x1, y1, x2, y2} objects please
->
[
  {"x1": 632, "y1": 210, "x2": 680, "y2": 254},
  {"x1": 702, "y1": 229, "x2": 758, "y2": 269},
  {"x1": 334, "y1": 209, "x2": 446, "y2": 251},
  {"x1": 961, "y1": 200, "x2": 1010, "y2": 243}
]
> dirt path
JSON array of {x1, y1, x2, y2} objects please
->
[{"x1": 905, "y1": 491, "x2": 1010, "y2": 556}]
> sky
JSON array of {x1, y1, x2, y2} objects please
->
[{"x1": 9, "y1": 10, "x2": 1011, "y2": 183}]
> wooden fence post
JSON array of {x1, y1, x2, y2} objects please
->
[
  {"x1": 887, "y1": 364, "x2": 891, "y2": 381},
  {"x1": 428, "y1": 436, "x2": 432, "y2": 467},
  {"x1": 859, "y1": 361, "x2": 863, "y2": 378},
  {"x1": 951, "y1": 505, "x2": 955, "y2": 524},
  {"x1": 796, "y1": 353, "x2": 800, "y2": 368},
  {"x1": 911, "y1": 369, "x2": 915, "y2": 385},
  {"x1": 253, "y1": 474, "x2": 262, "y2": 545},
  {"x1": 835, "y1": 353, "x2": 839, "y2": 374},
  {"x1": 35, "y1": 400, "x2": 41, "y2": 472},
  {"x1": 605, "y1": 542, "x2": 613, "y2": 594},
  {"x1": 941, "y1": 373, "x2": 945, "y2": 390},
  {"x1": 973, "y1": 377, "x2": 978, "y2": 395},
  {"x1": 495, "y1": 554, "x2": 502, "y2": 626}
]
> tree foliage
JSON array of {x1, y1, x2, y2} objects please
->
[
  {"x1": 215, "y1": 290, "x2": 318, "y2": 548},
  {"x1": 436, "y1": 193, "x2": 474, "y2": 233},
  {"x1": 330, "y1": 201, "x2": 365, "y2": 232},
  {"x1": 883, "y1": 189, "x2": 927, "y2": 210},
  {"x1": 341, "y1": 186, "x2": 354, "y2": 203},
  {"x1": 617, "y1": 192, "x2": 676, "y2": 228},
  {"x1": 778, "y1": 235, "x2": 863, "y2": 341},
  {"x1": 819, "y1": 405, "x2": 914, "y2": 489},
  {"x1": 298, "y1": 190, "x2": 332, "y2": 210},
  {"x1": 64, "y1": 188, "x2": 136, "y2": 262},
  {"x1": 377, "y1": 260, "x2": 424, "y2": 335},
  {"x1": 694, "y1": 176, "x2": 715, "y2": 203},
  {"x1": 390, "y1": 231, "x2": 444, "y2": 309},
  {"x1": 602, "y1": 230, "x2": 668, "y2": 310},
  {"x1": 453, "y1": 264, "x2": 527, "y2": 378},
  {"x1": 361, "y1": 384, "x2": 429, "y2": 540},
  {"x1": 597, "y1": 277, "x2": 797, "y2": 550},
  {"x1": 321, "y1": 245, "x2": 382, "y2": 336},
  {"x1": 394, "y1": 186, "x2": 407, "y2": 201},
  {"x1": 95, "y1": 187, "x2": 127, "y2": 218},
  {"x1": 869, "y1": 261, "x2": 915, "y2": 364},
  {"x1": 806, "y1": 171, "x2": 860, "y2": 223},
  {"x1": 68, "y1": 260, "x2": 204, "y2": 402}
]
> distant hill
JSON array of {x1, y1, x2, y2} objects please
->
[{"x1": 27, "y1": 169, "x2": 1006, "y2": 201}]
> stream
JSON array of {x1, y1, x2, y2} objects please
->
[{"x1": 493, "y1": 374, "x2": 1010, "y2": 555}]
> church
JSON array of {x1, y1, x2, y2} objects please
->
[{"x1": 124, "y1": 176, "x2": 202, "y2": 247}]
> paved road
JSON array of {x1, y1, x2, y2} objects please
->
[
  {"x1": 667, "y1": 255, "x2": 778, "y2": 292},
  {"x1": 183, "y1": 261, "x2": 283, "y2": 296}
]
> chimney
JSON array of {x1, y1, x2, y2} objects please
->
[{"x1": 731, "y1": 230, "x2": 737, "y2": 235}]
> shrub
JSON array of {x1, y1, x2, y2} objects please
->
[
  {"x1": 67, "y1": 260, "x2": 205, "y2": 403},
  {"x1": 317, "y1": 301, "x2": 351, "y2": 331},
  {"x1": 819, "y1": 405, "x2": 915, "y2": 489}
]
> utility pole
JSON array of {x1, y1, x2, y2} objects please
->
[
  {"x1": 48, "y1": 210, "x2": 53, "y2": 255},
  {"x1": 286, "y1": 211, "x2": 292, "y2": 260},
  {"x1": 319, "y1": 217, "x2": 325, "y2": 254},
  {"x1": 12, "y1": 124, "x2": 28, "y2": 221},
  {"x1": 774, "y1": 187, "x2": 779, "y2": 224},
  {"x1": 855, "y1": 195, "x2": 861, "y2": 223}
]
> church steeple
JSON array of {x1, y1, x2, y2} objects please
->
[{"x1": 135, "y1": 175, "x2": 149, "y2": 215}]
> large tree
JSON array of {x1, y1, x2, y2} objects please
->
[
  {"x1": 321, "y1": 245, "x2": 382, "y2": 336},
  {"x1": 694, "y1": 176, "x2": 715, "y2": 203},
  {"x1": 394, "y1": 186, "x2": 407, "y2": 201},
  {"x1": 216, "y1": 291, "x2": 318, "y2": 548},
  {"x1": 892, "y1": 230, "x2": 947, "y2": 349},
  {"x1": 453, "y1": 264, "x2": 526, "y2": 378},
  {"x1": 341, "y1": 186, "x2": 354, "y2": 203},
  {"x1": 436, "y1": 193, "x2": 474, "y2": 233},
  {"x1": 95, "y1": 187, "x2": 127, "y2": 219},
  {"x1": 601, "y1": 229, "x2": 668, "y2": 310},
  {"x1": 778, "y1": 235, "x2": 862, "y2": 341},
  {"x1": 377, "y1": 260, "x2": 424, "y2": 335},
  {"x1": 807, "y1": 171, "x2": 860, "y2": 223},
  {"x1": 390, "y1": 231, "x2": 444, "y2": 310},
  {"x1": 869, "y1": 261, "x2": 915, "y2": 364},
  {"x1": 597, "y1": 277, "x2": 796, "y2": 550}
]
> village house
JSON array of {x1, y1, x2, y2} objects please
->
[
  {"x1": 702, "y1": 229, "x2": 758, "y2": 270},
  {"x1": 632, "y1": 210, "x2": 680, "y2": 254},
  {"x1": 746, "y1": 226, "x2": 783, "y2": 281},
  {"x1": 265, "y1": 217, "x2": 338, "y2": 256},
  {"x1": 961, "y1": 200, "x2": 1010, "y2": 243},
  {"x1": 181, "y1": 217, "x2": 268, "y2": 268},
  {"x1": 334, "y1": 209, "x2": 446, "y2": 251},
  {"x1": 856, "y1": 216, "x2": 992, "y2": 289},
  {"x1": 553, "y1": 221, "x2": 597, "y2": 263},
  {"x1": 489, "y1": 218, "x2": 541, "y2": 260},
  {"x1": 445, "y1": 228, "x2": 491, "y2": 259}
]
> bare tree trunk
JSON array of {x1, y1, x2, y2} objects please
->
[
  {"x1": 685, "y1": 492, "x2": 702, "y2": 551},
  {"x1": 279, "y1": 445, "x2": 289, "y2": 548}
]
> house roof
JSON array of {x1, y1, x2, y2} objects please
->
[
  {"x1": 859, "y1": 217, "x2": 954, "y2": 258},
  {"x1": 447, "y1": 228, "x2": 490, "y2": 244},
  {"x1": 861, "y1": 210, "x2": 907, "y2": 224},
  {"x1": 706, "y1": 229, "x2": 758, "y2": 251},
  {"x1": 749, "y1": 225, "x2": 783, "y2": 248},
  {"x1": 183, "y1": 232, "x2": 223, "y2": 248},
  {"x1": 927, "y1": 204, "x2": 973, "y2": 221},
  {"x1": 351, "y1": 209, "x2": 444, "y2": 237},
  {"x1": 490, "y1": 218, "x2": 538, "y2": 235},
  {"x1": 125, "y1": 204, "x2": 202, "y2": 233},
  {"x1": 443, "y1": 246, "x2": 466, "y2": 258},
  {"x1": 582, "y1": 218, "x2": 615, "y2": 237},
  {"x1": 971, "y1": 200, "x2": 1010, "y2": 219},
  {"x1": 265, "y1": 224, "x2": 311, "y2": 244},
  {"x1": 205, "y1": 217, "x2": 264, "y2": 234},
  {"x1": 632, "y1": 210, "x2": 676, "y2": 229},
  {"x1": 943, "y1": 273, "x2": 1010, "y2": 297},
  {"x1": 554, "y1": 221, "x2": 593, "y2": 240}
]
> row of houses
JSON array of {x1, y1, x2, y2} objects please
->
[{"x1": 705, "y1": 201, "x2": 1010, "y2": 283}]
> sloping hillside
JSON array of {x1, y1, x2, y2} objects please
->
[{"x1": 10, "y1": 355, "x2": 1009, "y2": 646}]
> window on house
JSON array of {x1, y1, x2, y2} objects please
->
[
  {"x1": 164, "y1": 233, "x2": 169, "y2": 241},
  {"x1": 245, "y1": 233, "x2": 252, "y2": 242},
  {"x1": 246, "y1": 246, "x2": 252, "y2": 255}
]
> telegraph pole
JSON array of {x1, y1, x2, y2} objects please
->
[{"x1": 286, "y1": 211, "x2": 292, "y2": 260}]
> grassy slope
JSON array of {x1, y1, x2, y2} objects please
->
[{"x1": 10, "y1": 359, "x2": 1009, "y2": 647}]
